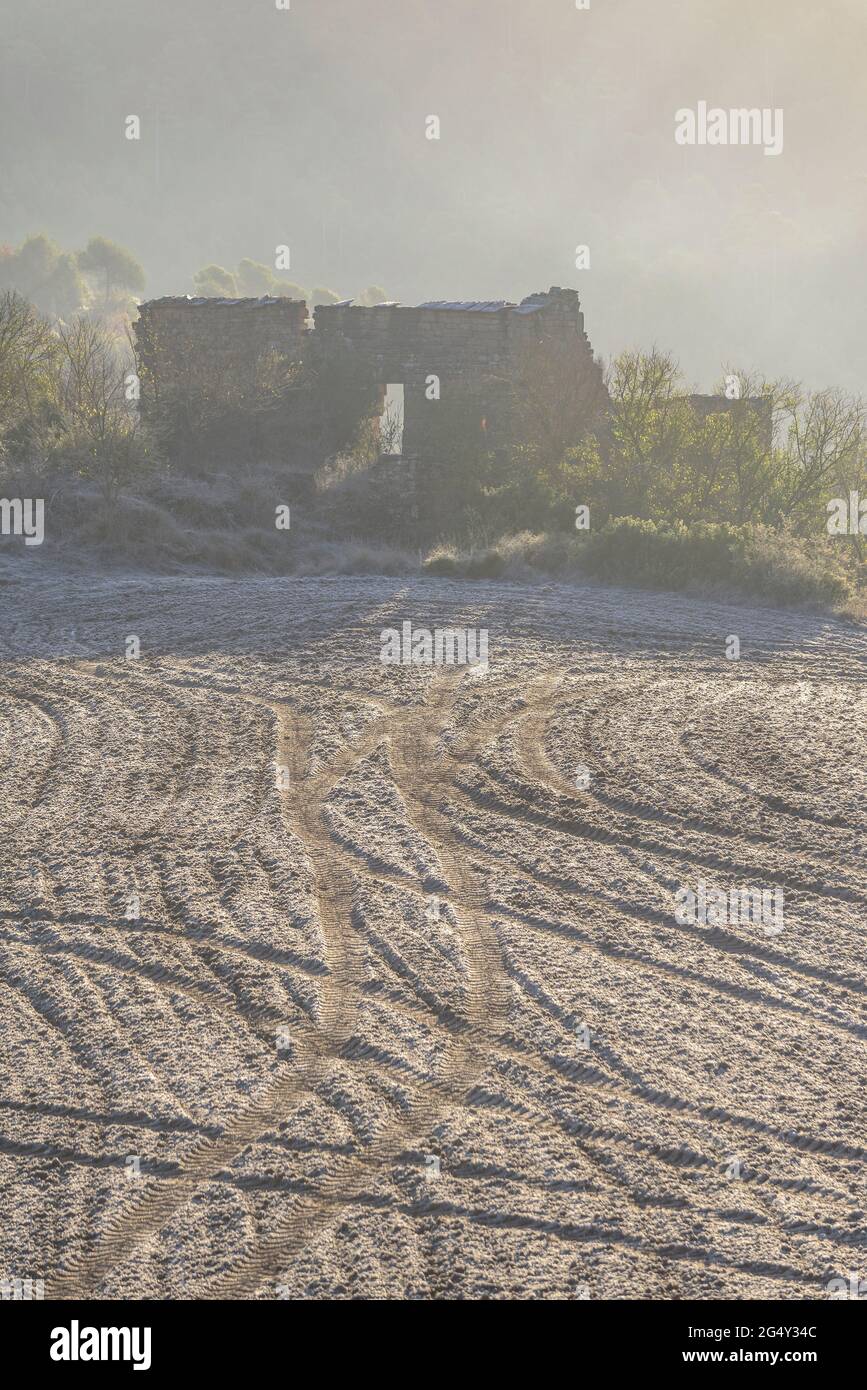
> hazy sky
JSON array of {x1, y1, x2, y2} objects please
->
[{"x1": 1, "y1": 0, "x2": 865, "y2": 390}]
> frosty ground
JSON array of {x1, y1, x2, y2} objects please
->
[{"x1": 0, "y1": 573, "x2": 864, "y2": 1300}]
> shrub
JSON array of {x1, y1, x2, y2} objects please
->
[
  {"x1": 413, "y1": 519, "x2": 858, "y2": 612},
  {"x1": 464, "y1": 548, "x2": 507, "y2": 579},
  {"x1": 423, "y1": 547, "x2": 460, "y2": 575},
  {"x1": 578, "y1": 518, "x2": 738, "y2": 588},
  {"x1": 732, "y1": 525, "x2": 852, "y2": 607}
]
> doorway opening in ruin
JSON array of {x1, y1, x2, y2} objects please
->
[{"x1": 381, "y1": 382, "x2": 405, "y2": 456}]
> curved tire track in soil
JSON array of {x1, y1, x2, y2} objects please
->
[
  {"x1": 206, "y1": 674, "x2": 517, "y2": 1299},
  {"x1": 49, "y1": 697, "x2": 374, "y2": 1297}
]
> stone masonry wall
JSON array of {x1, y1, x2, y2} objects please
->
[
  {"x1": 132, "y1": 288, "x2": 605, "y2": 497},
  {"x1": 134, "y1": 296, "x2": 308, "y2": 403},
  {"x1": 312, "y1": 287, "x2": 605, "y2": 462}
]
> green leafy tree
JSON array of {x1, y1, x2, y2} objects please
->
[
  {"x1": 271, "y1": 281, "x2": 309, "y2": 301},
  {"x1": 777, "y1": 386, "x2": 863, "y2": 526},
  {"x1": 236, "y1": 258, "x2": 277, "y2": 296},
  {"x1": 358, "y1": 285, "x2": 388, "y2": 306},
  {"x1": 0, "y1": 235, "x2": 66, "y2": 317},
  {"x1": 192, "y1": 263, "x2": 237, "y2": 297},
  {"x1": 78, "y1": 236, "x2": 145, "y2": 305},
  {"x1": 9, "y1": 234, "x2": 60, "y2": 295},
  {"x1": 44, "y1": 253, "x2": 87, "y2": 318}
]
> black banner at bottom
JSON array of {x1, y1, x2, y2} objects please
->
[{"x1": 4, "y1": 1297, "x2": 861, "y2": 1376}]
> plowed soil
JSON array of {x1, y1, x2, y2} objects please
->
[{"x1": 1, "y1": 574, "x2": 864, "y2": 1300}]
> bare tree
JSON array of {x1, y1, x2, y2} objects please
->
[
  {"x1": 55, "y1": 316, "x2": 149, "y2": 511},
  {"x1": 0, "y1": 290, "x2": 59, "y2": 421}
]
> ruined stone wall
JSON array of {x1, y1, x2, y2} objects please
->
[
  {"x1": 134, "y1": 297, "x2": 308, "y2": 403},
  {"x1": 132, "y1": 288, "x2": 605, "y2": 497},
  {"x1": 312, "y1": 289, "x2": 597, "y2": 385},
  {"x1": 312, "y1": 287, "x2": 604, "y2": 462}
]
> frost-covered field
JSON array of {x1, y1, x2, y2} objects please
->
[{"x1": 0, "y1": 574, "x2": 864, "y2": 1300}]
